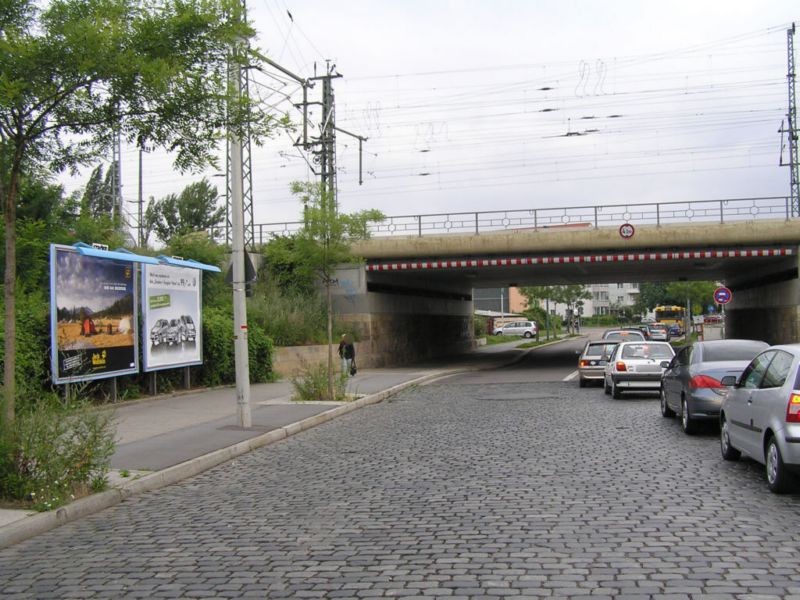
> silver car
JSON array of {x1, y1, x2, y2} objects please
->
[
  {"x1": 604, "y1": 341, "x2": 675, "y2": 399},
  {"x1": 661, "y1": 339, "x2": 769, "y2": 434},
  {"x1": 577, "y1": 341, "x2": 618, "y2": 388},
  {"x1": 720, "y1": 344, "x2": 800, "y2": 493},
  {"x1": 493, "y1": 320, "x2": 538, "y2": 338}
]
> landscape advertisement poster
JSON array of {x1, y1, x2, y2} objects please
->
[
  {"x1": 142, "y1": 264, "x2": 202, "y2": 371},
  {"x1": 50, "y1": 245, "x2": 139, "y2": 383}
]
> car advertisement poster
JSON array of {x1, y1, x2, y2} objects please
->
[
  {"x1": 142, "y1": 264, "x2": 202, "y2": 371},
  {"x1": 50, "y1": 245, "x2": 139, "y2": 383}
]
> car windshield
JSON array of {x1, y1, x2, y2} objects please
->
[
  {"x1": 169, "y1": 319, "x2": 179, "y2": 326},
  {"x1": 703, "y1": 342, "x2": 768, "y2": 362},
  {"x1": 621, "y1": 344, "x2": 673, "y2": 359},
  {"x1": 585, "y1": 343, "x2": 616, "y2": 358},
  {"x1": 605, "y1": 331, "x2": 642, "y2": 341}
]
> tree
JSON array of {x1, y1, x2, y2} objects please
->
[
  {"x1": 80, "y1": 163, "x2": 118, "y2": 219},
  {"x1": 634, "y1": 282, "x2": 668, "y2": 315},
  {"x1": 290, "y1": 181, "x2": 383, "y2": 400},
  {"x1": 146, "y1": 178, "x2": 225, "y2": 244},
  {"x1": 1, "y1": 0, "x2": 285, "y2": 423},
  {"x1": 518, "y1": 284, "x2": 591, "y2": 336}
]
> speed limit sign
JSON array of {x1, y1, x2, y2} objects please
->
[{"x1": 619, "y1": 223, "x2": 635, "y2": 239}]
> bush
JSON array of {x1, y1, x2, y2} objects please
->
[
  {"x1": 0, "y1": 397, "x2": 115, "y2": 511},
  {"x1": 290, "y1": 361, "x2": 347, "y2": 402},
  {"x1": 474, "y1": 315, "x2": 488, "y2": 338},
  {"x1": 197, "y1": 306, "x2": 275, "y2": 387},
  {"x1": 247, "y1": 284, "x2": 329, "y2": 346}
]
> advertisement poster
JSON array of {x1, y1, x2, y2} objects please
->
[
  {"x1": 142, "y1": 264, "x2": 202, "y2": 371},
  {"x1": 50, "y1": 245, "x2": 138, "y2": 383}
]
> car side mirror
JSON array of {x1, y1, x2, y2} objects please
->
[
  {"x1": 660, "y1": 360, "x2": 671, "y2": 368},
  {"x1": 721, "y1": 375, "x2": 737, "y2": 387}
]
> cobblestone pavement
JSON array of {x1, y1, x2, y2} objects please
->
[{"x1": 2, "y1": 378, "x2": 800, "y2": 599}]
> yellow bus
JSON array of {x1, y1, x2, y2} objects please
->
[{"x1": 654, "y1": 305, "x2": 685, "y2": 327}]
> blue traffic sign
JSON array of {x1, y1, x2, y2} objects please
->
[{"x1": 713, "y1": 286, "x2": 732, "y2": 305}]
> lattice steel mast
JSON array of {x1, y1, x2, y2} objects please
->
[{"x1": 788, "y1": 23, "x2": 799, "y2": 216}]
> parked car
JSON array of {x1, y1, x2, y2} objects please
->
[
  {"x1": 604, "y1": 341, "x2": 675, "y2": 399},
  {"x1": 647, "y1": 323, "x2": 670, "y2": 342},
  {"x1": 150, "y1": 318, "x2": 169, "y2": 346},
  {"x1": 719, "y1": 344, "x2": 800, "y2": 493},
  {"x1": 493, "y1": 320, "x2": 538, "y2": 338},
  {"x1": 180, "y1": 315, "x2": 197, "y2": 342},
  {"x1": 577, "y1": 341, "x2": 618, "y2": 388},
  {"x1": 601, "y1": 329, "x2": 646, "y2": 342},
  {"x1": 661, "y1": 339, "x2": 769, "y2": 434}
]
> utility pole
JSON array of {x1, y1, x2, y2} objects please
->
[
  {"x1": 787, "y1": 23, "x2": 799, "y2": 216},
  {"x1": 138, "y1": 146, "x2": 144, "y2": 247},
  {"x1": 229, "y1": 2, "x2": 251, "y2": 428}
]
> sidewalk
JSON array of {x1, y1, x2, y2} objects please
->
[{"x1": 0, "y1": 341, "x2": 544, "y2": 549}]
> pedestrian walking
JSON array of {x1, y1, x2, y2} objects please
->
[{"x1": 338, "y1": 333, "x2": 356, "y2": 377}]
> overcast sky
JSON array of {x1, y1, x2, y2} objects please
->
[{"x1": 62, "y1": 1, "x2": 800, "y2": 236}]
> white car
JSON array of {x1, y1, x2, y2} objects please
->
[
  {"x1": 493, "y1": 320, "x2": 538, "y2": 338},
  {"x1": 604, "y1": 341, "x2": 675, "y2": 399}
]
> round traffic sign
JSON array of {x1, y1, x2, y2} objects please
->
[
  {"x1": 619, "y1": 223, "x2": 635, "y2": 239},
  {"x1": 713, "y1": 286, "x2": 732, "y2": 305}
]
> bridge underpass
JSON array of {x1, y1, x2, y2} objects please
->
[{"x1": 332, "y1": 219, "x2": 800, "y2": 367}]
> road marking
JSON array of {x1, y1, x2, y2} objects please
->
[{"x1": 563, "y1": 370, "x2": 578, "y2": 381}]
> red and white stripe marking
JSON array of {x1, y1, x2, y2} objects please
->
[{"x1": 365, "y1": 247, "x2": 793, "y2": 272}]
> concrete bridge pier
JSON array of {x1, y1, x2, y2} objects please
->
[
  {"x1": 724, "y1": 246, "x2": 800, "y2": 345},
  {"x1": 332, "y1": 265, "x2": 474, "y2": 367}
]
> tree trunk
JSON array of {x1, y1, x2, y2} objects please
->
[
  {"x1": 3, "y1": 159, "x2": 20, "y2": 425},
  {"x1": 326, "y1": 278, "x2": 334, "y2": 401}
]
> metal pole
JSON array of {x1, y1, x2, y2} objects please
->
[
  {"x1": 138, "y1": 147, "x2": 144, "y2": 246},
  {"x1": 229, "y1": 20, "x2": 251, "y2": 428}
]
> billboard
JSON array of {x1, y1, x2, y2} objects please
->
[
  {"x1": 142, "y1": 264, "x2": 202, "y2": 371},
  {"x1": 50, "y1": 245, "x2": 138, "y2": 383}
]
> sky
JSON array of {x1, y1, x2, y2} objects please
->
[{"x1": 60, "y1": 1, "x2": 800, "y2": 238}]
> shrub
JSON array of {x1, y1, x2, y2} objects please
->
[
  {"x1": 197, "y1": 305, "x2": 275, "y2": 387},
  {"x1": 0, "y1": 396, "x2": 116, "y2": 511},
  {"x1": 247, "y1": 284, "x2": 329, "y2": 346},
  {"x1": 290, "y1": 361, "x2": 347, "y2": 402},
  {"x1": 474, "y1": 315, "x2": 488, "y2": 337}
]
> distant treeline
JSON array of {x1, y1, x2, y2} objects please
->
[{"x1": 57, "y1": 295, "x2": 134, "y2": 321}]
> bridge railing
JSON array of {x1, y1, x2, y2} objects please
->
[{"x1": 233, "y1": 195, "x2": 791, "y2": 244}]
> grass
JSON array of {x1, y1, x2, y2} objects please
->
[{"x1": 481, "y1": 333, "x2": 572, "y2": 348}]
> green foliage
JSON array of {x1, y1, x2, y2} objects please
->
[
  {"x1": 247, "y1": 283, "x2": 329, "y2": 346},
  {"x1": 290, "y1": 181, "x2": 385, "y2": 283},
  {"x1": 80, "y1": 164, "x2": 118, "y2": 219},
  {"x1": 166, "y1": 232, "x2": 229, "y2": 308},
  {"x1": 146, "y1": 179, "x2": 225, "y2": 244},
  {"x1": 290, "y1": 361, "x2": 347, "y2": 402},
  {"x1": 473, "y1": 315, "x2": 488, "y2": 338},
  {"x1": 0, "y1": 397, "x2": 116, "y2": 511},
  {"x1": 198, "y1": 306, "x2": 275, "y2": 387},
  {"x1": 262, "y1": 235, "x2": 318, "y2": 296},
  {"x1": 0, "y1": 288, "x2": 51, "y2": 410}
]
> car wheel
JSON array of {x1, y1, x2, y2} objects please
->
[
  {"x1": 612, "y1": 380, "x2": 622, "y2": 399},
  {"x1": 604, "y1": 378, "x2": 611, "y2": 395},
  {"x1": 766, "y1": 436, "x2": 794, "y2": 494},
  {"x1": 680, "y1": 398, "x2": 697, "y2": 435},
  {"x1": 720, "y1": 417, "x2": 741, "y2": 461},
  {"x1": 660, "y1": 388, "x2": 675, "y2": 418},
  {"x1": 524, "y1": 331, "x2": 532, "y2": 338}
]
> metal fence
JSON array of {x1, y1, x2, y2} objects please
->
[{"x1": 224, "y1": 195, "x2": 792, "y2": 245}]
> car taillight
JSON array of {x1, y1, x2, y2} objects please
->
[
  {"x1": 689, "y1": 375, "x2": 724, "y2": 390},
  {"x1": 787, "y1": 392, "x2": 800, "y2": 423},
  {"x1": 579, "y1": 360, "x2": 590, "y2": 367},
  {"x1": 615, "y1": 361, "x2": 627, "y2": 372}
]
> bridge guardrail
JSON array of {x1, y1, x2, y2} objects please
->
[{"x1": 215, "y1": 195, "x2": 792, "y2": 245}]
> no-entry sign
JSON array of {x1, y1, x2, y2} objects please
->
[{"x1": 714, "y1": 286, "x2": 732, "y2": 305}]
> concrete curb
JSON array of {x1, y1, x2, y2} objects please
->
[{"x1": 0, "y1": 369, "x2": 453, "y2": 550}]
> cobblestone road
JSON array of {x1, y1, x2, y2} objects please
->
[{"x1": 2, "y1": 378, "x2": 800, "y2": 599}]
